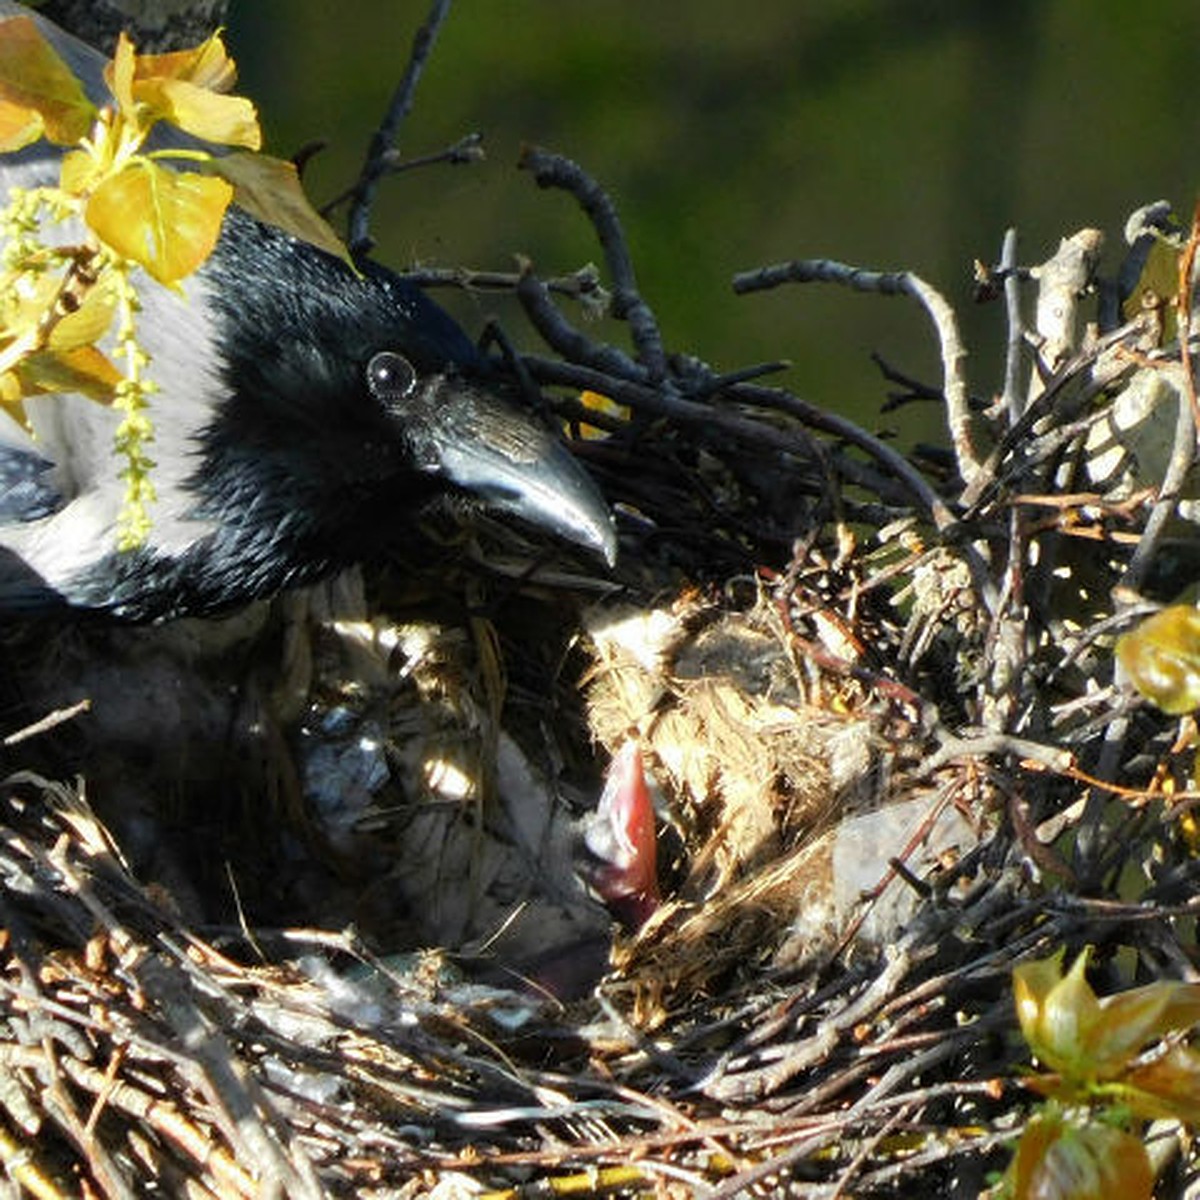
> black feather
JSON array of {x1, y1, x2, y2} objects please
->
[
  {"x1": 8, "y1": 207, "x2": 613, "y2": 621},
  {"x1": 0, "y1": 447, "x2": 61, "y2": 522}
]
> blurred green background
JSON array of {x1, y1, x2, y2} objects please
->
[{"x1": 226, "y1": 3, "x2": 1200, "y2": 448}]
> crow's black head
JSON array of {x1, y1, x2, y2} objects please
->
[
  {"x1": 0, "y1": 206, "x2": 615, "y2": 620},
  {"x1": 181, "y1": 210, "x2": 619, "y2": 613}
]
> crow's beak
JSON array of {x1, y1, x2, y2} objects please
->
[{"x1": 413, "y1": 376, "x2": 618, "y2": 566}]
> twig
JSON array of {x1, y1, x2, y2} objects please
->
[
  {"x1": 1119, "y1": 202, "x2": 1200, "y2": 597},
  {"x1": 0, "y1": 1044, "x2": 258, "y2": 1198},
  {"x1": 693, "y1": 359, "x2": 791, "y2": 393},
  {"x1": 4, "y1": 698, "x2": 91, "y2": 745},
  {"x1": 1027, "y1": 228, "x2": 1105, "y2": 399},
  {"x1": 960, "y1": 321, "x2": 1141, "y2": 511},
  {"x1": 0, "y1": 1122, "x2": 65, "y2": 1200},
  {"x1": 832, "y1": 1100, "x2": 917, "y2": 1198},
  {"x1": 873, "y1": 352, "x2": 945, "y2": 410},
  {"x1": 323, "y1": 133, "x2": 483, "y2": 221},
  {"x1": 1119, "y1": 359, "x2": 1196, "y2": 594},
  {"x1": 1179, "y1": 198, "x2": 1200, "y2": 430},
  {"x1": 1000, "y1": 227, "x2": 1024, "y2": 422},
  {"x1": 730, "y1": 381, "x2": 1000, "y2": 614},
  {"x1": 980, "y1": 502, "x2": 1028, "y2": 733},
  {"x1": 346, "y1": 0, "x2": 454, "y2": 254},
  {"x1": 518, "y1": 146, "x2": 668, "y2": 378},
  {"x1": 44, "y1": 850, "x2": 323, "y2": 1200},
  {"x1": 914, "y1": 729, "x2": 1074, "y2": 780},
  {"x1": 702, "y1": 939, "x2": 918, "y2": 1102},
  {"x1": 728, "y1": 381, "x2": 959, "y2": 532},
  {"x1": 403, "y1": 261, "x2": 609, "y2": 311},
  {"x1": 517, "y1": 269, "x2": 647, "y2": 381},
  {"x1": 733, "y1": 258, "x2": 980, "y2": 487}
]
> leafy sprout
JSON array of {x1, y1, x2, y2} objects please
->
[
  {"x1": 997, "y1": 948, "x2": 1200, "y2": 1199},
  {"x1": 0, "y1": 15, "x2": 345, "y2": 547}
]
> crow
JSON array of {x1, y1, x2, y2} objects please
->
[{"x1": 0, "y1": 4, "x2": 615, "y2": 622}]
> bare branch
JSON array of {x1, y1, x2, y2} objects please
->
[
  {"x1": 733, "y1": 258, "x2": 980, "y2": 488},
  {"x1": 1000, "y1": 227, "x2": 1025, "y2": 421},
  {"x1": 519, "y1": 146, "x2": 668, "y2": 378},
  {"x1": 1027, "y1": 228, "x2": 1105, "y2": 401},
  {"x1": 346, "y1": 0, "x2": 454, "y2": 254}
]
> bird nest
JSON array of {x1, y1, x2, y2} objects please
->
[{"x1": 2, "y1": 157, "x2": 1200, "y2": 1196}]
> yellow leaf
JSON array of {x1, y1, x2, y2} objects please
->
[
  {"x1": 104, "y1": 30, "x2": 136, "y2": 114},
  {"x1": 0, "y1": 370, "x2": 22, "y2": 407},
  {"x1": 581, "y1": 389, "x2": 619, "y2": 413},
  {"x1": 1116, "y1": 605, "x2": 1200, "y2": 714},
  {"x1": 131, "y1": 30, "x2": 238, "y2": 93},
  {"x1": 105, "y1": 29, "x2": 258, "y2": 148},
  {"x1": 18, "y1": 346, "x2": 119, "y2": 401},
  {"x1": 205, "y1": 151, "x2": 350, "y2": 264},
  {"x1": 59, "y1": 145, "x2": 99, "y2": 194},
  {"x1": 0, "y1": 95, "x2": 44, "y2": 152},
  {"x1": 86, "y1": 161, "x2": 231, "y2": 284},
  {"x1": 0, "y1": 271, "x2": 60, "y2": 338},
  {"x1": 1007, "y1": 1115, "x2": 1151, "y2": 1200},
  {"x1": 47, "y1": 277, "x2": 118, "y2": 352},
  {"x1": 1181, "y1": 806, "x2": 1200, "y2": 853},
  {"x1": 577, "y1": 388, "x2": 628, "y2": 438},
  {"x1": 140, "y1": 77, "x2": 259, "y2": 149},
  {"x1": 0, "y1": 15, "x2": 96, "y2": 145}
]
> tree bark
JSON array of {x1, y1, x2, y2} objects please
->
[{"x1": 35, "y1": 0, "x2": 228, "y2": 53}]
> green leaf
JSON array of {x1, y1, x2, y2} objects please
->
[
  {"x1": 1121, "y1": 1044, "x2": 1200, "y2": 1124},
  {"x1": 1014, "y1": 948, "x2": 1200, "y2": 1084},
  {"x1": 1086, "y1": 981, "x2": 1200, "y2": 1077},
  {"x1": 1014, "y1": 949, "x2": 1104, "y2": 1078}
]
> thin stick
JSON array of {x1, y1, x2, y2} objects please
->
[
  {"x1": 733, "y1": 258, "x2": 980, "y2": 487},
  {"x1": 346, "y1": 0, "x2": 454, "y2": 254}
]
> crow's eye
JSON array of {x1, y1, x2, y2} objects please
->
[{"x1": 367, "y1": 351, "x2": 418, "y2": 404}]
